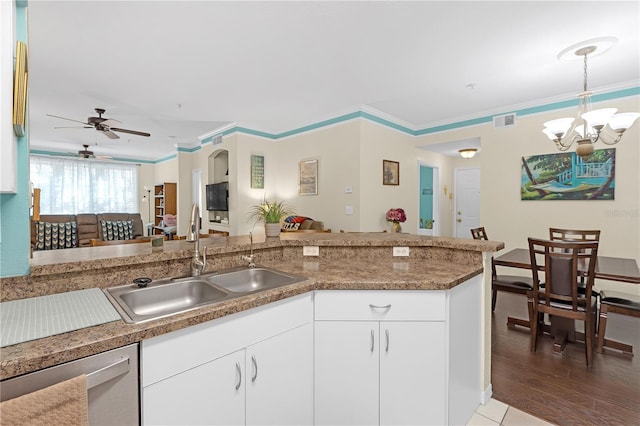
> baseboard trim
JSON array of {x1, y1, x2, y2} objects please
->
[{"x1": 481, "y1": 384, "x2": 493, "y2": 404}]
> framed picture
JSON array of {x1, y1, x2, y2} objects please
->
[
  {"x1": 383, "y1": 160, "x2": 399, "y2": 185},
  {"x1": 250, "y1": 155, "x2": 264, "y2": 189},
  {"x1": 521, "y1": 148, "x2": 615, "y2": 201},
  {"x1": 299, "y1": 159, "x2": 318, "y2": 195}
]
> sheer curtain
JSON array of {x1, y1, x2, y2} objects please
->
[{"x1": 30, "y1": 155, "x2": 139, "y2": 214}]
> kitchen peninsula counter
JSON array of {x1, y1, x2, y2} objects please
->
[{"x1": 1, "y1": 233, "x2": 503, "y2": 380}]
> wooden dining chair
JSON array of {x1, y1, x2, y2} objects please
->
[
  {"x1": 596, "y1": 291, "x2": 640, "y2": 355},
  {"x1": 549, "y1": 227, "x2": 602, "y2": 315},
  {"x1": 527, "y1": 237, "x2": 599, "y2": 366},
  {"x1": 470, "y1": 227, "x2": 534, "y2": 329}
]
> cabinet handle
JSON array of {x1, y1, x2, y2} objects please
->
[
  {"x1": 385, "y1": 329, "x2": 390, "y2": 352},
  {"x1": 235, "y1": 362, "x2": 242, "y2": 390},
  {"x1": 369, "y1": 304, "x2": 391, "y2": 310},
  {"x1": 251, "y1": 355, "x2": 258, "y2": 382},
  {"x1": 370, "y1": 329, "x2": 375, "y2": 352}
]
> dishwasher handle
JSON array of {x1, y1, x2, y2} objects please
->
[{"x1": 86, "y1": 357, "x2": 130, "y2": 389}]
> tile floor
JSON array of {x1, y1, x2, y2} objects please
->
[{"x1": 467, "y1": 398, "x2": 556, "y2": 426}]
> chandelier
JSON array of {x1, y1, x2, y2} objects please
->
[{"x1": 542, "y1": 39, "x2": 639, "y2": 158}]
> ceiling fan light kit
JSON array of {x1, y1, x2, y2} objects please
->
[
  {"x1": 47, "y1": 108, "x2": 151, "y2": 140},
  {"x1": 543, "y1": 37, "x2": 639, "y2": 158}
]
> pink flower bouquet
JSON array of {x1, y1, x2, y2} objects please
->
[{"x1": 385, "y1": 208, "x2": 406, "y2": 223}]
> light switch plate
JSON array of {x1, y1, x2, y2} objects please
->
[
  {"x1": 345, "y1": 206, "x2": 353, "y2": 215},
  {"x1": 393, "y1": 246, "x2": 410, "y2": 257},
  {"x1": 303, "y1": 246, "x2": 319, "y2": 256},
  {"x1": 344, "y1": 185, "x2": 353, "y2": 194}
]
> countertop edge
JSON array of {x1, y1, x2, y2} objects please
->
[{"x1": 1, "y1": 265, "x2": 483, "y2": 380}]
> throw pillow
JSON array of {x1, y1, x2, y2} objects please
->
[
  {"x1": 282, "y1": 215, "x2": 312, "y2": 231},
  {"x1": 163, "y1": 214, "x2": 177, "y2": 227},
  {"x1": 100, "y1": 220, "x2": 134, "y2": 241},
  {"x1": 34, "y1": 221, "x2": 78, "y2": 250}
]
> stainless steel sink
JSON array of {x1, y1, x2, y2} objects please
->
[
  {"x1": 206, "y1": 267, "x2": 306, "y2": 293},
  {"x1": 105, "y1": 278, "x2": 230, "y2": 323},
  {"x1": 105, "y1": 266, "x2": 307, "y2": 324}
]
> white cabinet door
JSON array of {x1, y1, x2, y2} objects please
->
[
  {"x1": 246, "y1": 323, "x2": 313, "y2": 426},
  {"x1": 380, "y1": 321, "x2": 446, "y2": 426},
  {"x1": 143, "y1": 349, "x2": 245, "y2": 426},
  {"x1": 315, "y1": 321, "x2": 380, "y2": 426}
]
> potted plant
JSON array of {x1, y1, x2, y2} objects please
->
[{"x1": 248, "y1": 197, "x2": 294, "y2": 237}]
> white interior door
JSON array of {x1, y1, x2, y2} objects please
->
[{"x1": 455, "y1": 168, "x2": 480, "y2": 238}]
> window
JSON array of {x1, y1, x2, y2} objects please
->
[{"x1": 30, "y1": 156, "x2": 139, "y2": 214}]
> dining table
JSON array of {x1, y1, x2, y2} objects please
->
[{"x1": 493, "y1": 248, "x2": 640, "y2": 354}]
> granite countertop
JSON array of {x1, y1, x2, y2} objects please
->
[
  {"x1": 28, "y1": 232, "x2": 502, "y2": 274},
  {"x1": 1, "y1": 233, "x2": 503, "y2": 380}
]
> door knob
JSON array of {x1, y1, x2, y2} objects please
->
[{"x1": 457, "y1": 219, "x2": 462, "y2": 223}]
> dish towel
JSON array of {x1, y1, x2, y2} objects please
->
[{"x1": 0, "y1": 374, "x2": 88, "y2": 426}]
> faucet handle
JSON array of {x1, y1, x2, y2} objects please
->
[{"x1": 201, "y1": 246, "x2": 207, "y2": 273}]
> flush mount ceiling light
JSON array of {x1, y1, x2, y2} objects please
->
[
  {"x1": 543, "y1": 37, "x2": 639, "y2": 159},
  {"x1": 458, "y1": 148, "x2": 477, "y2": 159}
]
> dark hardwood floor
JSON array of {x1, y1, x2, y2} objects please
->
[{"x1": 491, "y1": 292, "x2": 640, "y2": 426}]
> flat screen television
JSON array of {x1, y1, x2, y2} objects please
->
[{"x1": 206, "y1": 182, "x2": 228, "y2": 211}]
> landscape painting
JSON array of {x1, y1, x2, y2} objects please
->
[{"x1": 521, "y1": 148, "x2": 615, "y2": 201}]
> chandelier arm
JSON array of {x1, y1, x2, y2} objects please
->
[{"x1": 598, "y1": 128, "x2": 623, "y2": 145}]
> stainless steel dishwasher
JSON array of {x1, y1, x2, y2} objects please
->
[{"x1": 1, "y1": 343, "x2": 139, "y2": 425}]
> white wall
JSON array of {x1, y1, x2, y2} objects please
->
[{"x1": 0, "y1": 0, "x2": 17, "y2": 193}]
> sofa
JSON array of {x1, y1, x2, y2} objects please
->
[{"x1": 31, "y1": 213, "x2": 144, "y2": 250}]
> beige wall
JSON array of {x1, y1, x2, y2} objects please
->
[
  {"x1": 159, "y1": 95, "x2": 639, "y2": 294},
  {"x1": 416, "y1": 96, "x2": 640, "y2": 295}
]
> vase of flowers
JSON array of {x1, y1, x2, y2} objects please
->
[{"x1": 386, "y1": 208, "x2": 406, "y2": 233}]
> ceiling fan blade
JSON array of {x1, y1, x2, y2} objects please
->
[
  {"x1": 54, "y1": 126, "x2": 93, "y2": 129},
  {"x1": 110, "y1": 127, "x2": 151, "y2": 137},
  {"x1": 95, "y1": 155, "x2": 113, "y2": 160},
  {"x1": 46, "y1": 114, "x2": 90, "y2": 125},
  {"x1": 100, "y1": 130, "x2": 120, "y2": 139}
]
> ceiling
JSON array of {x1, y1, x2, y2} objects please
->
[{"x1": 27, "y1": 1, "x2": 640, "y2": 162}]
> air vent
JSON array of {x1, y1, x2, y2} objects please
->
[
  {"x1": 493, "y1": 113, "x2": 516, "y2": 128},
  {"x1": 212, "y1": 134, "x2": 223, "y2": 145}
]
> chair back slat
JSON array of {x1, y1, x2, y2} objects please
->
[
  {"x1": 470, "y1": 227, "x2": 488, "y2": 241},
  {"x1": 470, "y1": 227, "x2": 497, "y2": 279},
  {"x1": 549, "y1": 228, "x2": 600, "y2": 243}
]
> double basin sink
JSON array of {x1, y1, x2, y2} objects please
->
[{"x1": 104, "y1": 266, "x2": 307, "y2": 323}]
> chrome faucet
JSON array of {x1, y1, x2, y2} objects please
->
[
  {"x1": 241, "y1": 232, "x2": 256, "y2": 268},
  {"x1": 186, "y1": 203, "x2": 207, "y2": 276}
]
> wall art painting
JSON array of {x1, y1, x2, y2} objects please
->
[
  {"x1": 250, "y1": 155, "x2": 264, "y2": 189},
  {"x1": 383, "y1": 160, "x2": 399, "y2": 186},
  {"x1": 521, "y1": 148, "x2": 615, "y2": 201},
  {"x1": 299, "y1": 159, "x2": 318, "y2": 195}
]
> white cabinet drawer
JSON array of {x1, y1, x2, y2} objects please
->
[
  {"x1": 314, "y1": 290, "x2": 446, "y2": 321},
  {"x1": 142, "y1": 293, "x2": 313, "y2": 387}
]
